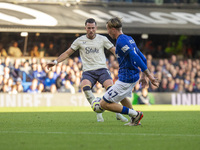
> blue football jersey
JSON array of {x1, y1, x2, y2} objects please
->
[{"x1": 116, "y1": 34, "x2": 147, "y2": 83}]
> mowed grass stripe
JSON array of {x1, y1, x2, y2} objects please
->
[
  {"x1": 0, "y1": 105, "x2": 199, "y2": 112},
  {"x1": 1, "y1": 130, "x2": 200, "y2": 137}
]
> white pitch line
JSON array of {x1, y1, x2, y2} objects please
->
[{"x1": 0, "y1": 131, "x2": 200, "y2": 137}]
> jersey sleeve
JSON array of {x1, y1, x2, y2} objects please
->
[
  {"x1": 103, "y1": 36, "x2": 114, "y2": 50},
  {"x1": 117, "y1": 37, "x2": 132, "y2": 55},
  {"x1": 70, "y1": 38, "x2": 80, "y2": 51},
  {"x1": 129, "y1": 49, "x2": 147, "y2": 72},
  {"x1": 135, "y1": 46, "x2": 147, "y2": 66}
]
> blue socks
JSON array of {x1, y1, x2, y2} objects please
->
[{"x1": 121, "y1": 106, "x2": 129, "y2": 114}]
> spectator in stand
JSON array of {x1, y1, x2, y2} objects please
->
[
  {"x1": 138, "y1": 88, "x2": 150, "y2": 105},
  {"x1": 50, "y1": 84, "x2": 57, "y2": 93},
  {"x1": 73, "y1": 76, "x2": 81, "y2": 93},
  {"x1": 67, "y1": 58, "x2": 74, "y2": 68},
  {"x1": 15, "y1": 77, "x2": 23, "y2": 92},
  {"x1": 53, "y1": 65, "x2": 61, "y2": 80},
  {"x1": 46, "y1": 43, "x2": 58, "y2": 56},
  {"x1": 9, "y1": 85, "x2": 18, "y2": 94},
  {"x1": 17, "y1": 84, "x2": 23, "y2": 93},
  {"x1": 195, "y1": 82, "x2": 200, "y2": 92},
  {"x1": 31, "y1": 57, "x2": 38, "y2": 65},
  {"x1": 38, "y1": 83, "x2": 44, "y2": 93},
  {"x1": 73, "y1": 56, "x2": 80, "y2": 64},
  {"x1": 30, "y1": 45, "x2": 40, "y2": 57},
  {"x1": 35, "y1": 64, "x2": 46, "y2": 83},
  {"x1": 177, "y1": 84, "x2": 184, "y2": 93},
  {"x1": 10, "y1": 59, "x2": 21, "y2": 81},
  {"x1": 61, "y1": 64, "x2": 67, "y2": 73},
  {"x1": 0, "y1": 43, "x2": 7, "y2": 57},
  {"x1": 3, "y1": 67, "x2": 10, "y2": 79},
  {"x1": 0, "y1": 75, "x2": 3, "y2": 91},
  {"x1": 93, "y1": 82, "x2": 104, "y2": 94},
  {"x1": 7, "y1": 77, "x2": 13, "y2": 92},
  {"x1": 27, "y1": 78, "x2": 39, "y2": 93},
  {"x1": 58, "y1": 80, "x2": 75, "y2": 94},
  {"x1": 186, "y1": 84, "x2": 194, "y2": 93},
  {"x1": 158, "y1": 78, "x2": 168, "y2": 92},
  {"x1": 8, "y1": 41, "x2": 23, "y2": 57},
  {"x1": 38, "y1": 42, "x2": 46, "y2": 57},
  {"x1": 30, "y1": 63, "x2": 38, "y2": 79},
  {"x1": 2, "y1": 57, "x2": 12, "y2": 67},
  {"x1": 56, "y1": 71, "x2": 66, "y2": 90},
  {"x1": 44, "y1": 71, "x2": 56, "y2": 92},
  {"x1": 170, "y1": 55, "x2": 179, "y2": 67},
  {"x1": 166, "y1": 80, "x2": 175, "y2": 92},
  {"x1": 2, "y1": 84, "x2": 8, "y2": 93},
  {"x1": 176, "y1": 69, "x2": 184, "y2": 80},
  {"x1": 20, "y1": 60, "x2": 31, "y2": 75}
]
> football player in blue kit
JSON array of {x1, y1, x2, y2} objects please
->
[{"x1": 100, "y1": 17, "x2": 159, "y2": 126}]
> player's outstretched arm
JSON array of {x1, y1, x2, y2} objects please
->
[{"x1": 46, "y1": 48, "x2": 75, "y2": 70}]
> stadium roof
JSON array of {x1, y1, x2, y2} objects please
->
[{"x1": 0, "y1": 2, "x2": 200, "y2": 35}]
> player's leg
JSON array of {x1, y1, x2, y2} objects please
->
[
  {"x1": 102, "y1": 79, "x2": 128, "y2": 122},
  {"x1": 99, "y1": 69, "x2": 128, "y2": 122},
  {"x1": 81, "y1": 79, "x2": 94, "y2": 104},
  {"x1": 100, "y1": 80, "x2": 143, "y2": 126},
  {"x1": 120, "y1": 97, "x2": 133, "y2": 109},
  {"x1": 81, "y1": 71, "x2": 104, "y2": 122},
  {"x1": 120, "y1": 97, "x2": 142, "y2": 125}
]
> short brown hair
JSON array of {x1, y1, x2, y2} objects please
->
[
  {"x1": 85, "y1": 18, "x2": 97, "y2": 26},
  {"x1": 106, "y1": 17, "x2": 122, "y2": 29}
]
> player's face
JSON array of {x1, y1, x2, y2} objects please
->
[
  {"x1": 106, "y1": 24, "x2": 115, "y2": 39},
  {"x1": 85, "y1": 22, "x2": 97, "y2": 39}
]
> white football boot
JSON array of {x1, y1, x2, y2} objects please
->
[
  {"x1": 116, "y1": 113, "x2": 129, "y2": 122},
  {"x1": 96, "y1": 113, "x2": 104, "y2": 122}
]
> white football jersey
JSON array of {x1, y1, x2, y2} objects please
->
[{"x1": 71, "y1": 34, "x2": 114, "y2": 71}]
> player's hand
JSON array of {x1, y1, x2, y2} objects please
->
[
  {"x1": 149, "y1": 77, "x2": 160, "y2": 88},
  {"x1": 139, "y1": 77, "x2": 149, "y2": 88},
  {"x1": 45, "y1": 62, "x2": 56, "y2": 70}
]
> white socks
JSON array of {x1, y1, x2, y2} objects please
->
[
  {"x1": 84, "y1": 90, "x2": 95, "y2": 104},
  {"x1": 128, "y1": 109, "x2": 138, "y2": 117}
]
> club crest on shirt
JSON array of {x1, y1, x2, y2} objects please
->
[
  {"x1": 121, "y1": 45, "x2": 129, "y2": 53},
  {"x1": 83, "y1": 41, "x2": 86, "y2": 44}
]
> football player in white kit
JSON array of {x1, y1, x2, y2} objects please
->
[{"x1": 46, "y1": 18, "x2": 129, "y2": 122}]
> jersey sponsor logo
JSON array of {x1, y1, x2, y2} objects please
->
[
  {"x1": 121, "y1": 45, "x2": 130, "y2": 53},
  {"x1": 85, "y1": 47, "x2": 99, "y2": 54}
]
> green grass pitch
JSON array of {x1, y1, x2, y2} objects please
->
[{"x1": 0, "y1": 105, "x2": 200, "y2": 150}]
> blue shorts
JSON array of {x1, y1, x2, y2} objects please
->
[{"x1": 81, "y1": 68, "x2": 112, "y2": 87}]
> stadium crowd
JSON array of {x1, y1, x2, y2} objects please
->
[
  {"x1": 1, "y1": 52, "x2": 200, "y2": 94},
  {"x1": 0, "y1": 34, "x2": 200, "y2": 94}
]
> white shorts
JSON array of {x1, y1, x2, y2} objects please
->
[{"x1": 103, "y1": 80, "x2": 138, "y2": 103}]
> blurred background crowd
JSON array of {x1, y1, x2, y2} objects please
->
[
  {"x1": 0, "y1": 0, "x2": 200, "y2": 99},
  {"x1": 1, "y1": 40, "x2": 200, "y2": 95}
]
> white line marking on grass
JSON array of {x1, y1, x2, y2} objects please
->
[{"x1": 0, "y1": 131, "x2": 200, "y2": 137}]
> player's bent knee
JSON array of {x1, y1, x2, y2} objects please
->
[
  {"x1": 100, "y1": 99, "x2": 109, "y2": 110},
  {"x1": 100, "y1": 99, "x2": 106, "y2": 109}
]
